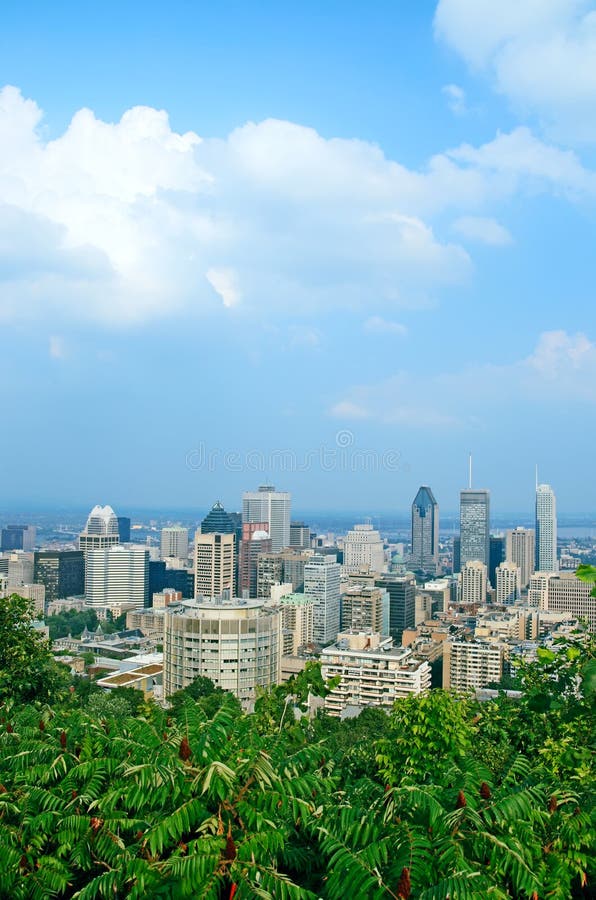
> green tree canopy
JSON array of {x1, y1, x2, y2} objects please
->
[{"x1": 0, "y1": 594, "x2": 70, "y2": 706}]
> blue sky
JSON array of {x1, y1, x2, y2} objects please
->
[{"x1": 1, "y1": 0, "x2": 596, "y2": 515}]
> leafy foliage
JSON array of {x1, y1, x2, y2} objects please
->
[
  {"x1": 0, "y1": 593, "x2": 70, "y2": 706},
  {"x1": 0, "y1": 598, "x2": 593, "y2": 897},
  {"x1": 46, "y1": 608, "x2": 127, "y2": 641}
]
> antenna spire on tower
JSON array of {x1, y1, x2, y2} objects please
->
[{"x1": 468, "y1": 453, "x2": 473, "y2": 490}]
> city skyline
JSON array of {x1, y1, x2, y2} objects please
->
[
  {"x1": 0, "y1": 464, "x2": 575, "y2": 521},
  {"x1": 1, "y1": 5, "x2": 594, "y2": 895},
  {"x1": 1, "y1": 2, "x2": 595, "y2": 511}
]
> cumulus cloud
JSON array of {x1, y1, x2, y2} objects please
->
[
  {"x1": 448, "y1": 127, "x2": 596, "y2": 195},
  {"x1": 527, "y1": 329, "x2": 595, "y2": 375},
  {"x1": 435, "y1": 0, "x2": 596, "y2": 143},
  {"x1": 1, "y1": 86, "x2": 595, "y2": 327},
  {"x1": 442, "y1": 83, "x2": 468, "y2": 115},
  {"x1": 364, "y1": 316, "x2": 408, "y2": 336},
  {"x1": 0, "y1": 87, "x2": 473, "y2": 326},
  {"x1": 451, "y1": 215, "x2": 512, "y2": 245},
  {"x1": 331, "y1": 330, "x2": 596, "y2": 428}
]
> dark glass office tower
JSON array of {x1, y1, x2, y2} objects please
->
[
  {"x1": 489, "y1": 536, "x2": 505, "y2": 586},
  {"x1": 375, "y1": 574, "x2": 416, "y2": 643},
  {"x1": 200, "y1": 501, "x2": 235, "y2": 534},
  {"x1": 411, "y1": 486, "x2": 439, "y2": 574},
  {"x1": 1, "y1": 525, "x2": 36, "y2": 551},
  {"x1": 117, "y1": 516, "x2": 131, "y2": 543},
  {"x1": 34, "y1": 550, "x2": 85, "y2": 602}
]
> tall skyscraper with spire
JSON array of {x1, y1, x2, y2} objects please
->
[
  {"x1": 459, "y1": 491, "x2": 490, "y2": 568},
  {"x1": 459, "y1": 457, "x2": 490, "y2": 569},
  {"x1": 535, "y1": 482, "x2": 558, "y2": 573},
  {"x1": 410, "y1": 486, "x2": 439, "y2": 574}
]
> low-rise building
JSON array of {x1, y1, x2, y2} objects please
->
[
  {"x1": 474, "y1": 607, "x2": 539, "y2": 642},
  {"x1": 97, "y1": 653, "x2": 163, "y2": 700},
  {"x1": 321, "y1": 631, "x2": 431, "y2": 717},
  {"x1": 126, "y1": 606, "x2": 168, "y2": 639}
]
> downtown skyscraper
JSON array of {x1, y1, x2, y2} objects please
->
[
  {"x1": 505, "y1": 527, "x2": 535, "y2": 588},
  {"x1": 410, "y1": 486, "x2": 439, "y2": 574},
  {"x1": 459, "y1": 489, "x2": 490, "y2": 569},
  {"x1": 242, "y1": 485, "x2": 291, "y2": 552},
  {"x1": 535, "y1": 482, "x2": 558, "y2": 573},
  {"x1": 304, "y1": 553, "x2": 341, "y2": 645},
  {"x1": 79, "y1": 505, "x2": 120, "y2": 553}
]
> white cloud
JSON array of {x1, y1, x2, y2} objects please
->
[
  {"x1": 442, "y1": 83, "x2": 468, "y2": 115},
  {"x1": 451, "y1": 215, "x2": 512, "y2": 245},
  {"x1": 448, "y1": 127, "x2": 595, "y2": 195},
  {"x1": 0, "y1": 87, "x2": 475, "y2": 325},
  {"x1": 49, "y1": 335, "x2": 66, "y2": 359},
  {"x1": 435, "y1": 0, "x2": 596, "y2": 143},
  {"x1": 364, "y1": 316, "x2": 408, "y2": 336},
  {"x1": 205, "y1": 267, "x2": 241, "y2": 308},
  {"x1": 527, "y1": 329, "x2": 594, "y2": 374},
  {"x1": 330, "y1": 401, "x2": 371, "y2": 420},
  {"x1": 1, "y1": 86, "x2": 595, "y2": 327},
  {"x1": 331, "y1": 330, "x2": 596, "y2": 428}
]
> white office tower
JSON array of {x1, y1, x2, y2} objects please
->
[
  {"x1": 161, "y1": 526, "x2": 189, "y2": 561},
  {"x1": 495, "y1": 562, "x2": 521, "y2": 605},
  {"x1": 505, "y1": 528, "x2": 535, "y2": 589},
  {"x1": 458, "y1": 560, "x2": 488, "y2": 604},
  {"x1": 304, "y1": 554, "x2": 341, "y2": 645},
  {"x1": 343, "y1": 522, "x2": 386, "y2": 574},
  {"x1": 194, "y1": 532, "x2": 235, "y2": 598},
  {"x1": 85, "y1": 545, "x2": 149, "y2": 608},
  {"x1": 242, "y1": 485, "x2": 291, "y2": 552},
  {"x1": 163, "y1": 597, "x2": 282, "y2": 704},
  {"x1": 535, "y1": 483, "x2": 558, "y2": 573},
  {"x1": 79, "y1": 505, "x2": 120, "y2": 553}
]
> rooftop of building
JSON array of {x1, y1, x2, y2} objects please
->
[
  {"x1": 271, "y1": 592, "x2": 313, "y2": 606},
  {"x1": 168, "y1": 596, "x2": 275, "y2": 616},
  {"x1": 97, "y1": 663, "x2": 163, "y2": 689},
  {"x1": 342, "y1": 583, "x2": 383, "y2": 595},
  {"x1": 322, "y1": 631, "x2": 413, "y2": 659},
  {"x1": 200, "y1": 501, "x2": 235, "y2": 534}
]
